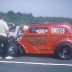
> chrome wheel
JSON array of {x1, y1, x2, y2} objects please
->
[
  {"x1": 57, "y1": 45, "x2": 71, "y2": 60},
  {"x1": 8, "y1": 45, "x2": 17, "y2": 56}
]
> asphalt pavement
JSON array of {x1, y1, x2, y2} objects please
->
[{"x1": 0, "y1": 55, "x2": 72, "y2": 72}]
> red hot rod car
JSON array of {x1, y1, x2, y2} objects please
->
[{"x1": 8, "y1": 23, "x2": 72, "y2": 59}]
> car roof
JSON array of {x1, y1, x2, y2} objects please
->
[{"x1": 30, "y1": 23, "x2": 72, "y2": 28}]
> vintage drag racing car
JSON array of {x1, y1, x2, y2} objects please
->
[{"x1": 8, "y1": 23, "x2": 72, "y2": 60}]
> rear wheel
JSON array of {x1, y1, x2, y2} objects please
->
[{"x1": 56, "y1": 45, "x2": 71, "y2": 60}]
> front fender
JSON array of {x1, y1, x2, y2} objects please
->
[
  {"x1": 17, "y1": 41, "x2": 27, "y2": 53},
  {"x1": 17, "y1": 40, "x2": 38, "y2": 54}
]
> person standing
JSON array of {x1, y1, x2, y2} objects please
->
[
  {"x1": 16, "y1": 24, "x2": 24, "y2": 39},
  {"x1": 0, "y1": 17, "x2": 13, "y2": 59},
  {"x1": 17, "y1": 24, "x2": 24, "y2": 35}
]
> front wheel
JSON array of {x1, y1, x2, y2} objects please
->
[
  {"x1": 8, "y1": 44, "x2": 17, "y2": 57},
  {"x1": 56, "y1": 45, "x2": 71, "y2": 60}
]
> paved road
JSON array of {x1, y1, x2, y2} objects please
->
[{"x1": 0, "y1": 55, "x2": 72, "y2": 72}]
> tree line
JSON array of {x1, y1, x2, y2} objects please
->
[{"x1": 0, "y1": 11, "x2": 72, "y2": 26}]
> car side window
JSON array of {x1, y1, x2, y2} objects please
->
[
  {"x1": 29, "y1": 27, "x2": 48, "y2": 33},
  {"x1": 51, "y1": 27, "x2": 65, "y2": 33}
]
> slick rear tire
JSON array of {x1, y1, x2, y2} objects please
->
[{"x1": 56, "y1": 44, "x2": 71, "y2": 60}]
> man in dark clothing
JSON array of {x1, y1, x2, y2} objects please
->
[
  {"x1": 0, "y1": 17, "x2": 13, "y2": 59},
  {"x1": 0, "y1": 36, "x2": 8, "y2": 58}
]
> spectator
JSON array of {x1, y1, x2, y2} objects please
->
[
  {"x1": 15, "y1": 24, "x2": 24, "y2": 40},
  {"x1": 0, "y1": 16, "x2": 13, "y2": 59},
  {"x1": 17, "y1": 24, "x2": 24, "y2": 35}
]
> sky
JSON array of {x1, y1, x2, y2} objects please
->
[{"x1": 0, "y1": 0, "x2": 72, "y2": 18}]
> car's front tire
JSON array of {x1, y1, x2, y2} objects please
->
[{"x1": 8, "y1": 44, "x2": 17, "y2": 57}]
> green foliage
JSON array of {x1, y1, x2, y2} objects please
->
[{"x1": 0, "y1": 11, "x2": 72, "y2": 25}]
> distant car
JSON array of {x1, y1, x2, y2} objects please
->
[
  {"x1": 8, "y1": 23, "x2": 72, "y2": 60},
  {"x1": 8, "y1": 23, "x2": 15, "y2": 29},
  {"x1": 8, "y1": 25, "x2": 29, "y2": 44},
  {"x1": 9, "y1": 26, "x2": 19, "y2": 38},
  {"x1": 8, "y1": 25, "x2": 29, "y2": 39}
]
